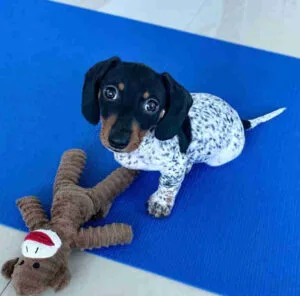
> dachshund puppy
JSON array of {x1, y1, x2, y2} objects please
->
[{"x1": 82, "y1": 57, "x2": 285, "y2": 218}]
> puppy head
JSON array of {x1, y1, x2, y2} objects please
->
[{"x1": 82, "y1": 57, "x2": 192, "y2": 152}]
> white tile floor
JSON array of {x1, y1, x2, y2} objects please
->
[
  {"x1": 52, "y1": 0, "x2": 300, "y2": 58},
  {"x1": 1, "y1": 0, "x2": 299, "y2": 295}
]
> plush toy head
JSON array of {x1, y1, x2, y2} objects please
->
[
  {"x1": 2, "y1": 202, "x2": 71, "y2": 295},
  {"x1": 2, "y1": 248, "x2": 70, "y2": 295},
  {"x1": 2, "y1": 149, "x2": 137, "y2": 295}
]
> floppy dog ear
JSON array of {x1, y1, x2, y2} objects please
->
[
  {"x1": 82, "y1": 56, "x2": 121, "y2": 125},
  {"x1": 155, "y1": 73, "x2": 192, "y2": 141},
  {"x1": 1, "y1": 257, "x2": 19, "y2": 279}
]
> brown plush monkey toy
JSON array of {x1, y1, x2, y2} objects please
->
[{"x1": 1, "y1": 149, "x2": 137, "y2": 295}]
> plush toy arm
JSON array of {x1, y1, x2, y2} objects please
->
[
  {"x1": 53, "y1": 149, "x2": 86, "y2": 194},
  {"x1": 90, "y1": 167, "x2": 139, "y2": 215},
  {"x1": 17, "y1": 197, "x2": 49, "y2": 231},
  {"x1": 72, "y1": 224, "x2": 133, "y2": 249}
]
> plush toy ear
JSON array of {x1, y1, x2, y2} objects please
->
[
  {"x1": 1, "y1": 258, "x2": 19, "y2": 279},
  {"x1": 82, "y1": 56, "x2": 121, "y2": 125},
  {"x1": 49, "y1": 266, "x2": 71, "y2": 292},
  {"x1": 155, "y1": 73, "x2": 193, "y2": 141}
]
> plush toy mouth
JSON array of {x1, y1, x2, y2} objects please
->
[{"x1": 25, "y1": 231, "x2": 55, "y2": 246}]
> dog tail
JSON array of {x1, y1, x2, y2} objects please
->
[{"x1": 242, "y1": 107, "x2": 286, "y2": 130}]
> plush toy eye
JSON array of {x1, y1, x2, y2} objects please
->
[
  {"x1": 103, "y1": 85, "x2": 118, "y2": 101},
  {"x1": 33, "y1": 262, "x2": 40, "y2": 269},
  {"x1": 19, "y1": 260, "x2": 24, "y2": 265},
  {"x1": 144, "y1": 98, "x2": 159, "y2": 114}
]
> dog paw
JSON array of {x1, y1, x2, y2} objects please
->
[{"x1": 147, "y1": 195, "x2": 174, "y2": 218}]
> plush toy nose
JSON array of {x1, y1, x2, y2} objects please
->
[{"x1": 108, "y1": 130, "x2": 131, "y2": 150}]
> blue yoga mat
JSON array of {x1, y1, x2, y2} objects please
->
[{"x1": 0, "y1": 1, "x2": 299, "y2": 295}]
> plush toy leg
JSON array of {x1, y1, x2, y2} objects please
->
[
  {"x1": 72, "y1": 224, "x2": 133, "y2": 249},
  {"x1": 17, "y1": 197, "x2": 49, "y2": 231},
  {"x1": 53, "y1": 149, "x2": 86, "y2": 195},
  {"x1": 91, "y1": 203, "x2": 112, "y2": 220},
  {"x1": 90, "y1": 168, "x2": 138, "y2": 218}
]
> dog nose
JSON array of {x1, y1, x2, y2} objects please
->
[{"x1": 108, "y1": 132, "x2": 130, "y2": 150}]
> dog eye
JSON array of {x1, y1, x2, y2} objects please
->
[
  {"x1": 144, "y1": 98, "x2": 159, "y2": 114},
  {"x1": 103, "y1": 85, "x2": 118, "y2": 101},
  {"x1": 33, "y1": 262, "x2": 40, "y2": 269}
]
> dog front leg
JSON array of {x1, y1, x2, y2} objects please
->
[{"x1": 147, "y1": 169, "x2": 185, "y2": 218}]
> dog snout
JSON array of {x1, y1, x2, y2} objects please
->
[{"x1": 108, "y1": 130, "x2": 131, "y2": 150}]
